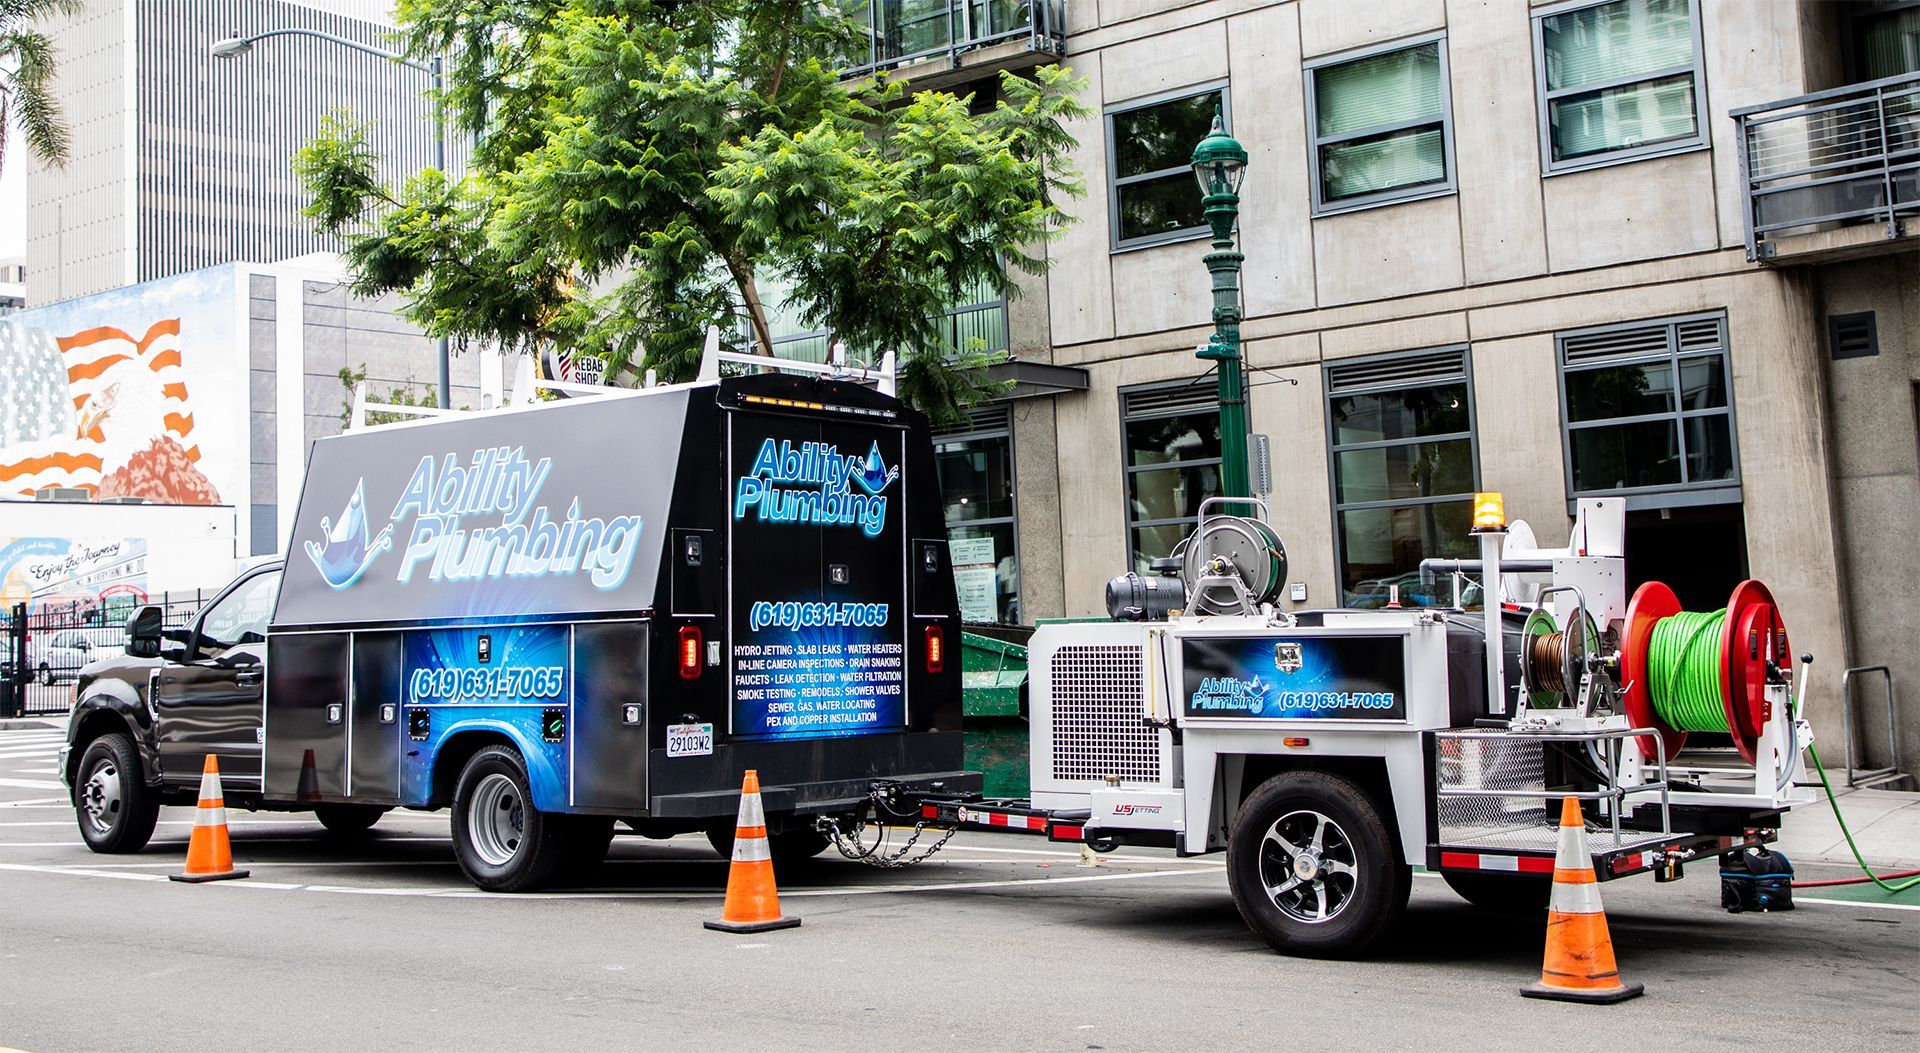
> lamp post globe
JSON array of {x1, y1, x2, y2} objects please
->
[{"x1": 1190, "y1": 109, "x2": 1251, "y2": 500}]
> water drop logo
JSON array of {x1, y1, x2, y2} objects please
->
[
  {"x1": 851, "y1": 440, "x2": 899, "y2": 495},
  {"x1": 303, "y1": 479, "x2": 395, "y2": 590}
]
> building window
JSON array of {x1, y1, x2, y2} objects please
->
[
  {"x1": 1107, "y1": 85, "x2": 1228, "y2": 250},
  {"x1": 1557, "y1": 313, "x2": 1739, "y2": 508},
  {"x1": 1851, "y1": 2, "x2": 1920, "y2": 81},
  {"x1": 1534, "y1": 0, "x2": 1709, "y2": 173},
  {"x1": 749, "y1": 269, "x2": 1006, "y2": 363},
  {"x1": 1121, "y1": 383, "x2": 1223, "y2": 572},
  {"x1": 1306, "y1": 35, "x2": 1455, "y2": 214},
  {"x1": 1325, "y1": 348, "x2": 1478, "y2": 608},
  {"x1": 934, "y1": 406, "x2": 1020, "y2": 623}
]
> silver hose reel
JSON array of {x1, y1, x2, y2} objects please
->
[{"x1": 1180, "y1": 499, "x2": 1289, "y2": 615}]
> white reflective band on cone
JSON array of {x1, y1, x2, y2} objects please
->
[
  {"x1": 198, "y1": 770, "x2": 223, "y2": 801},
  {"x1": 195, "y1": 806, "x2": 228, "y2": 828},
  {"x1": 736, "y1": 791, "x2": 765, "y2": 829},
  {"x1": 1553, "y1": 820, "x2": 1589, "y2": 871},
  {"x1": 1549, "y1": 875, "x2": 1604, "y2": 914},
  {"x1": 732, "y1": 835, "x2": 771, "y2": 863}
]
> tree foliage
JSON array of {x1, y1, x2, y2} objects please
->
[
  {"x1": 0, "y1": 0, "x2": 83, "y2": 174},
  {"x1": 296, "y1": 0, "x2": 1086, "y2": 422}
]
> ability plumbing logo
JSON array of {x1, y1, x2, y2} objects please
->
[
  {"x1": 304, "y1": 445, "x2": 642, "y2": 591},
  {"x1": 733, "y1": 438, "x2": 899, "y2": 538}
]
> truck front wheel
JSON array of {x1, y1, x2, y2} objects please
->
[
  {"x1": 1227, "y1": 771, "x2": 1409, "y2": 959},
  {"x1": 74, "y1": 732, "x2": 159, "y2": 854},
  {"x1": 450, "y1": 746, "x2": 565, "y2": 892}
]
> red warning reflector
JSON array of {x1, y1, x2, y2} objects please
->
[
  {"x1": 1282, "y1": 737, "x2": 1309, "y2": 747},
  {"x1": 678, "y1": 625, "x2": 702, "y2": 680}
]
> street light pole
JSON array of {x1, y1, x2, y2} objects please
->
[
  {"x1": 212, "y1": 28, "x2": 453, "y2": 409},
  {"x1": 1190, "y1": 109, "x2": 1251, "y2": 500}
]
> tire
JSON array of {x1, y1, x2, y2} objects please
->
[
  {"x1": 561, "y1": 816, "x2": 617, "y2": 874},
  {"x1": 706, "y1": 824, "x2": 831, "y2": 862},
  {"x1": 449, "y1": 746, "x2": 566, "y2": 892},
  {"x1": 1442, "y1": 872, "x2": 1553, "y2": 915},
  {"x1": 314, "y1": 804, "x2": 389, "y2": 836},
  {"x1": 73, "y1": 732, "x2": 160, "y2": 854},
  {"x1": 1227, "y1": 771, "x2": 1410, "y2": 959}
]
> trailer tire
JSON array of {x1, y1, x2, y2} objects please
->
[
  {"x1": 450, "y1": 746, "x2": 566, "y2": 892},
  {"x1": 73, "y1": 732, "x2": 159, "y2": 854},
  {"x1": 1227, "y1": 771, "x2": 1409, "y2": 959},
  {"x1": 706, "y1": 825, "x2": 832, "y2": 862},
  {"x1": 1442, "y1": 872, "x2": 1552, "y2": 914},
  {"x1": 314, "y1": 804, "x2": 388, "y2": 836}
]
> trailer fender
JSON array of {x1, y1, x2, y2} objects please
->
[
  {"x1": 1188, "y1": 737, "x2": 1430, "y2": 862},
  {"x1": 421, "y1": 721, "x2": 570, "y2": 814}
]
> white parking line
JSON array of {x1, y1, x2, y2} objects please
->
[{"x1": 0, "y1": 778, "x2": 62, "y2": 790}]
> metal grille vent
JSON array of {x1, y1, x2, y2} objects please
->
[
  {"x1": 1122, "y1": 384, "x2": 1218, "y2": 419},
  {"x1": 1049, "y1": 645, "x2": 1160, "y2": 782},
  {"x1": 1326, "y1": 349, "x2": 1467, "y2": 394},
  {"x1": 1563, "y1": 316, "x2": 1727, "y2": 367},
  {"x1": 1829, "y1": 312, "x2": 1879, "y2": 360},
  {"x1": 1676, "y1": 318, "x2": 1724, "y2": 353}
]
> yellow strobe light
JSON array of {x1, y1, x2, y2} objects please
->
[{"x1": 1471, "y1": 491, "x2": 1506, "y2": 533}]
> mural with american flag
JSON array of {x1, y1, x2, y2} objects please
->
[{"x1": 0, "y1": 267, "x2": 242, "y2": 505}]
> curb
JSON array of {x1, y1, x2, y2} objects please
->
[{"x1": 0, "y1": 716, "x2": 66, "y2": 731}]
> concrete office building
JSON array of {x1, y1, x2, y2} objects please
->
[
  {"x1": 852, "y1": 0, "x2": 1918, "y2": 772},
  {"x1": 23, "y1": 0, "x2": 442, "y2": 303}
]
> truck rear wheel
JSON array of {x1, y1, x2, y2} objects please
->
[
  {"x1": 1442, "y1": 872, "x2": 1552, "y2": 914},
  {"x1": 1227, "y1": 771, "x2": 1409, "y2": 959},
  {"x1": 74, "y1": 732, "x2": 159, "y2": 854},
  {"x1": 450, "y1": 746, "x2": 566, "y2": 892}
]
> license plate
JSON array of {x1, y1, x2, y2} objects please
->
[{"x1": 666, "y1": 722, "x2": 714, "y2": 758}]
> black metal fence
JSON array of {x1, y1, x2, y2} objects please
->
[{"x1": 2, "y1": 592, "x2": 209, "y2": 717}]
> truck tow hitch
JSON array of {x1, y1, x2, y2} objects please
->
[{"x1": 815, "y1": 782, "x2": 959, "y2": 868}]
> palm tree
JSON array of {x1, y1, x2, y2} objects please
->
[{"x1": 0, "y1": 0, "x2": 82, "y2": 173}]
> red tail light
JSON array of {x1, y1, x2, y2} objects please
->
[
  {"x1": 678, "y1": 625, "x2": 702, "y2": 680},
  {"x1": 924, "y1": 624, "x2": 945, "y2": 674}
]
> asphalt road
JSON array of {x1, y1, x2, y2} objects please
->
[{"x1": 1, "y1": 723, "x2": 1914, "y2": 1052}]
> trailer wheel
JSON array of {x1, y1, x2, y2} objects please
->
[
  {"x1": 73, "y1": 732, "x2": 159, "y2": 854},
  {"x1": 314, "y1": 804, "x2": 388, "y2": 836},
  {"x1": 1441, "y1": 872, "x2": 1552, "y2": 915},
  {"x1": 450, "y1": 746, "x2": 566, "y2": 892},
  {"x1": 1227, "y1": 771, "x2": 1409, "y2": 959}
]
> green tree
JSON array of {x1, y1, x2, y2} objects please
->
[
  {"x1": 295, "y1": 0, "x2": 1086, "y2": 426},
  {"x1": 0, "y1": 0, "x2": 81, "y2": 174}
]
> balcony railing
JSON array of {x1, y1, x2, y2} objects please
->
[
  {"x1": 1735, "y1": 71, "x2": 1920, "y2": 260},
  {"x1": 841, "y1": 0, "x2": 1064, "y2": 81}
]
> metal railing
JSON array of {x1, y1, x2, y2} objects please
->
[
  {"x1": 841, "y1": 0, "x2": 1064, "y2": 80},
  {"x1": 1841, "y1": 665, "x2": 1904, "y2": 789},
  {"x1": 3, "y1": 592, "x2": 211, "y2": 717},
  {"x1": 1735, "y1": 71, "x2": 1920, "y2": 259}
]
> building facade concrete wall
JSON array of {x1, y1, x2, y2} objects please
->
[{"x1": 990, "y1": 0, "x2": 1905, "y2": 749}]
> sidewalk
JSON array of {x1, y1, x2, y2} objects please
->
[{"x1": 1775, "y1": 783, "x2": 1920, "y2": 869}]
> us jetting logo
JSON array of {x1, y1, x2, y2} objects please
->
[
  {"x1": 733, "y1": 439, "x2": 899, "y2": 538},
  {"x1": 304, "y1": 446, "x2": 641, "y2": 591}
]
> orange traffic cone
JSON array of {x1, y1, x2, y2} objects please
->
[
  {"x1": 296, "y1": 748, "x2": 320, "y2": 802},
  {"x1": 170, "y1": 754, "x2": 249, "y2": 883},
  {"x1": 1522, "y1": 797, "x2": 1642, "y2": 1003},
  {"x1": 704, "y1": 770, "x2": 800, "y2": 933}
]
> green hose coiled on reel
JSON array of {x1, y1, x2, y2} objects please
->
[{"x1": 1647, "y1": 609, "x2": 1732, "y2": 733}]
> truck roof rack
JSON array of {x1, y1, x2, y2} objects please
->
[{"x1": 349, "y1": 325, "x2": 899, "y2": 431}]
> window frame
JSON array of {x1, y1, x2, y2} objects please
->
[
  {"x1": 932, "y1": 405, "x2": 1023, "y2": 623},
  {"x1": 1106, "y1": 81, "x2": 1233, "y2": 252},
  {"x1": 1322, "y1": 346, "x2": 1481, "y2": 608},
  {"x1": 1118, "y1": 378, "x2": 1230, "y2": 572},
  {"x1": 1555, "y1": 311, "x2": 1741, "y2": 512},
  {"x1": 1531, "y1": 0, "x2": 1712, "y2": 176},
  {"x1": 1304, "y1": 31, "x2": 1459, "y2": 217}
]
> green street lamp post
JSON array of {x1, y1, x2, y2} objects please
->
[{"x1": 1191, "y1": 109, "x2": 1251, "y2": 500}]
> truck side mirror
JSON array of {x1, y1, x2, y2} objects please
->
[{"x1": 125, "y1": 606, "x2": 164, "y2": 659}]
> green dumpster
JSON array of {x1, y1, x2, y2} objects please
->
[{"x1": 961, "y1": 626, "x2": 1032, "y2": 797}]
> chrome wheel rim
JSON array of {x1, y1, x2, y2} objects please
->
[
  {"x1": 80, "y1": 757, "x2": 122, "y2": 836},
  {"x1": 1258, "y1": 809, "x2": 1358, "y2": 924},
  {"x1": 468, "y1": 772, "x2": 524, "y2": 867}
]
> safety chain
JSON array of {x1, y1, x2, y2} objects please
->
[{"x1": 814, "y1": 786, "x2": 957, "y2": 868}]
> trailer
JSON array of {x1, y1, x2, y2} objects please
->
[
  {"x1": 63, "y1": 338, "x2": 977, "y2": 889},
  {"x1": 841, "y1": 496, "x2": 1815, "y2": 958}
]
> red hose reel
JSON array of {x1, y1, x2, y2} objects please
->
[{"x1": 1618, "y1": 579, "x2": 1790, "y2": 764}]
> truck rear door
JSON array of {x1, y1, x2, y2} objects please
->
[{"x1": 726, "y1": 404, "x2": 909, "y2": 742}]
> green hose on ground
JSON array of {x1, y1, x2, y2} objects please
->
[{"x1": 1804, "y1": 743, "x2": 1920, "y2": 894}]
